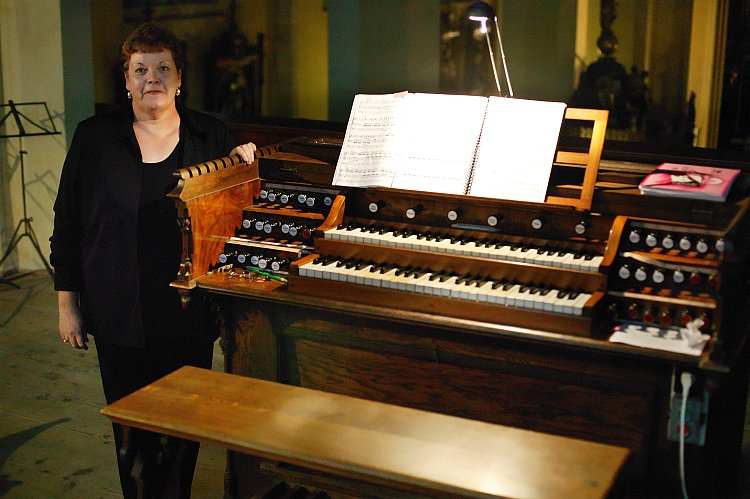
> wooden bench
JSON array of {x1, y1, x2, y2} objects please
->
[{"x1": 101, "y1": 365, "x2": 630, "y2": 498}]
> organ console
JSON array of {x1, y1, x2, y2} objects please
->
[{"x1": 167, "y1": 113, "x2": 750, "y2": 497}]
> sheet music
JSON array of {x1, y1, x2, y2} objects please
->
[
  {"x1": 390, "y1": 93, "x2": 488, "y2": 195},
  {"x1": 468, "y1": 97, "x2": 566, "y2": 201},
  {"x1": 332, "y1": 93, "x2": 405, "y2": 187}
]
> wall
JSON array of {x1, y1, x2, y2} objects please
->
[
  {"x1": 0, "y1": 0, "x2": 68, "y2": 274},
  {"x1": 90, "y1": 0, "x2": 268, "y2": 113},
  {"x1": 499, "y1": 0, "x2": 577, "y2": 101},
  {"x1": 328, "y1": 0, "x2": 441, "y2": 122}
]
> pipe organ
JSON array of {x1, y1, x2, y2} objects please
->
[{"x1": 168, "y1": 121, "x2": 750, "y2": 497}]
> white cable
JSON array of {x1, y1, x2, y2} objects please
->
[{"x1": 679, "y1": 371, "x2": 695, "y2": 499}]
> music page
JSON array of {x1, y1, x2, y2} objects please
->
[
  {"x1": 390, "y1": 93, "x2": 488, "y2": 194},
  {"x1": 332, "y1": 93, "x2": 406, "y2": 187},
  {"x1": 468, "y1": 97, "x2": 566, "y2": 202}
]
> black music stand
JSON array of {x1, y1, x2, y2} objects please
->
[{"x1": 0, "y1": 101, "x2": 60, "y2": 288}]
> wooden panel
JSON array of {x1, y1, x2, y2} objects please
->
[
  {"x1": 102, "y1": 366, "x2": 630, "y2": 499},
  {"x1": 289, "y1": 339, "x2": 654, "y2": 448}
]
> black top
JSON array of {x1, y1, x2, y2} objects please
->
[
  {"x1": 50, "y1": 105, "x2": 236, "y2": 347},
  {"x1": 138, "y1": 143, "x2": 182, "y2": 286}
]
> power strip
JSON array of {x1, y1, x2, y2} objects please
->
[{"x1": 667, "y1": 391, "x2": 708, "y2": 446}]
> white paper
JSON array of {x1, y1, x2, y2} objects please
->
[
  {"x1": 332, "y1": 93, "x2": 406, "y2": 187},
  {"x1": 469, "y1": 97, "x2": 566, "y2": 201},
  {"x1": 608, "y1": 321, "x2": 709, "y2": 356},
  {"x1": 390, "y1": 93, "x2": 488, "y2": 195},
  {"x1": 333, "y1": 93, "x2": 567, "y2": 203}
]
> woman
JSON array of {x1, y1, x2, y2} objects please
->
[{"x1": 50, "y1": 23, "x2": 255, "y2": 497}]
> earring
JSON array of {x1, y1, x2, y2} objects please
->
[
  {"x1": 176, "y1": 88, "x2": 181, "y2": 97},
  {"x1": 127, "y1": 90, "x2": 132, "y2": 100}
]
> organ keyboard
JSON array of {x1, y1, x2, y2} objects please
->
[{"x1": 166, "y1": 119, "x2": 750, "y2": 497}]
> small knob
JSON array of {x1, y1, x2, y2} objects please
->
[
  {"x1": 661, "y1": 234, "x2": 674, "y2": 250},
  {"x1": 672, "y1": 269, "x2": 686, "y2": 284},
  {"x1": 487, "y1": 214, "x2": 503, "y2": 227},
  {"x1": 707, "y1": 274, "x2": 719, "y2": 288},
  {"x1": 447, "y1": 209, "x2": 462, "y2": 221},
  {"x1": 634, "y1": 267, "x2": 648, "y2": 282},
  {"x1": 642, "y1": 308, "x2": 656, "y2": 324},
  {"x1": 678, "y1": 236, "x2": 692, "y2": 251},
  {"x1": 715, "y1": 238, "x2": 725, "y2": 252},
  {"x1": 618, "y1": 264, "x2": 632, "y2": 280},
  {"x1": 218, "y1": 251, "x2": 234, "y2": 265},
  {"x1": 270, "y1": 258, "x2": 290, "y2": 272},
  {"x1": 264, "y1": 221, "x2": 281, "y2": 234},
  {"x1": 369, "y1": 200, "x2": 386, "y2": 213},
  {"x1": 628, "y1": 229, "x2": 641, "y2": 244},
  {"x1": 659, "y1": 309, "x2": 673, "y2": 326},
  {"x1": 678, "y1": 309, "x2": 694, "y2": 327},
  {"x1": 652, "y1": 269, "x2": 665, "y2": 284},
  {"x1": 406, "y1": 204, "x2": 424, "y2": 219},
  {"x1": 645, "y1": 233, "x2": 658, "y2": 247},
  {"x1": 574, "y1": 220, "x2": 587, "y2": 235},
  {"x1": 695, "y1": 239, "x2": 709, "y2": 254},
  {"x1": 531, "y1": 217, "x2": 544, "y2": 230},
  {"x1": 627, "y1": 302, "x2": 639, "y2": 320}
]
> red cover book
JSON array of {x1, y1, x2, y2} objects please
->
[{"x1": 638, "y1": 163, "x2": 740, "y2": 202}]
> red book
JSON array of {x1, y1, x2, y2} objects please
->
[{"x1": 638, "y1": 163, "x2": 740, "y2": 202}]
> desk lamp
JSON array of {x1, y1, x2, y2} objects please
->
[{"x1": 467, "y1": 1, "x2": 513, "y2": 97}]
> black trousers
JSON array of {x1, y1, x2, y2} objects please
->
[{"x1": 94, "y1": 292, "x2": 216, "y2": 498}]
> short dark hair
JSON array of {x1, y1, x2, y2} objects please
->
[{"x1": 120, "y1": 22, "x2": 185, "y2": 73}]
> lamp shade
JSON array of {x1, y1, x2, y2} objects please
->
[
  {"x1": 467, "y1": 1, "x2": 496, "y2": 34},
  {"x1": 467, "y1": 1, "x2": 496, "y2": 20}
]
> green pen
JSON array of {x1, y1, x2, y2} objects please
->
[{"x1": 245, "y1": 267, "x2": 288, "y2": 283}]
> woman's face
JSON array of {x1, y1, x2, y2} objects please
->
[{"x1": 124, "y1": 50, "x2": 181, "y2": 115}]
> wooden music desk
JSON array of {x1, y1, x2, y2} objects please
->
[{"x1": 101, "y1": 366, "x2": 630, "y2": 498}]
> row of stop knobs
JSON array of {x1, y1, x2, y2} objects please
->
[
  {"x1": 617, "y1": 264, "x2": 718, "y2": 287},
  {"x1": 218, "y1": 251, "x2": 291, "y2": 272},
  {"x1": 258, "y1": 189, "x2": 335, "y2": 209},
  {"x1": 607, "y1": 302, "x2": 711, "y2": 329},
  {"x1": 626, "y1": 229, "x2": 724, "y2": 254},
  {"x1": 241, "y1": 217, "x2": 314, "y2": 240}
]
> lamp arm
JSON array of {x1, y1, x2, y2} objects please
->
[
  {"x1": 494, "y1": 17, "x2": 513, "y2": 97},
  {"x1": 484, "y1": 30, "x2": 504, "y2": 97}
]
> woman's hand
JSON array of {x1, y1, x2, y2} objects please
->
[
  {"x1": 58, "y1": 291, "x2": 88, "y2": 350},
  {"x1": 231, "y1": 142, "x2": 257, "y2": 163}
]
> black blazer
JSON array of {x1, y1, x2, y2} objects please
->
[{"x1": 50, "y1": 105, "x2": 235, "y2": 346}]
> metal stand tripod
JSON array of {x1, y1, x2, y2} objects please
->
[{"x1": 0, "y1": 101, "x2": 59, "y2": 288}]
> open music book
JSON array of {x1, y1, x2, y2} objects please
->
[{"x1": 332, "y1": 92, "x2": 567, "y2": 202}]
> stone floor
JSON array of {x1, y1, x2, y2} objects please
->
[
  {"x1": 1, "y1": 271, "x2": 749, "y2": 498},
  {"x1": 0, "y1": 271, "x2": 223, "y2": 498}
]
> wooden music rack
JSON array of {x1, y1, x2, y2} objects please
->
[{"x1": 546, "y1": 107, "x2": 609, "y2": 211}]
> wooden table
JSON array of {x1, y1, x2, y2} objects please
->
[{"x1": 101, "y1": 365, "x2": 630, "y2": 498}]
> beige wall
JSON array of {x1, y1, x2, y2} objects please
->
[
  {"x1": 292, "y1": 0, "x2": 328, "y2": 119},
  {"x1": 0, "y1": 0, "x2": 67, "y2": 273}
]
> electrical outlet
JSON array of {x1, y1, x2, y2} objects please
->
[{"x1": 667, "y1": 391, "x2": 708, "y2": 446}]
